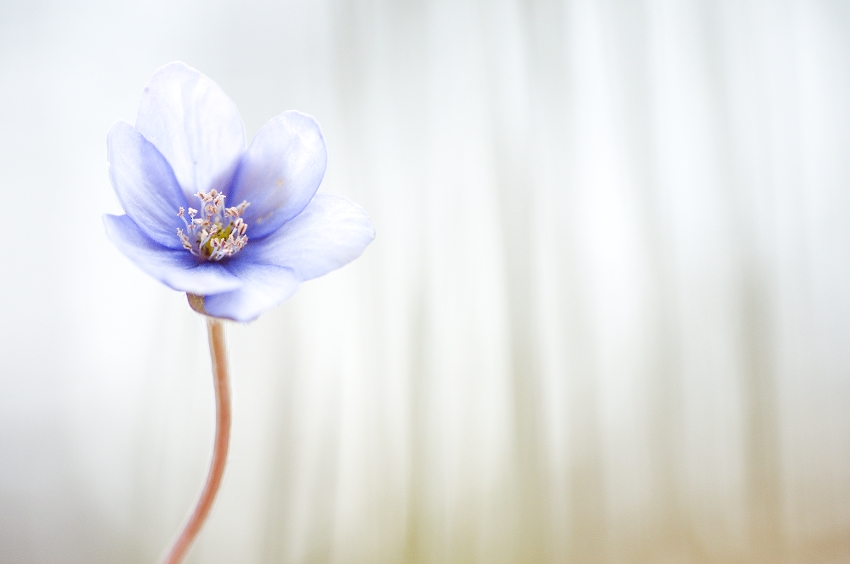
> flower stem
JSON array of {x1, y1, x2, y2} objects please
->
[{"x1": 160, "y1": 317, "x2": 232, "y2": 564}]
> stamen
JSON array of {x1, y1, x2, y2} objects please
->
[{"x1": 176, "y1": 191, "x2": 250, "y2": 261}]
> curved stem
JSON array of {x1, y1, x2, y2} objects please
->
[{"x1": 160, "y1": 318, "x2": 231, "y2": 564}]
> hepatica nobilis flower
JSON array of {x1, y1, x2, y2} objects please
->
[{"x1": 104, "y1": 62, "x2": 374, "y2": 322}]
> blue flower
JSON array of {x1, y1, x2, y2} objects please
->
[{"x1": 104, "y1": 62, "x2": 374, "y2": 322}]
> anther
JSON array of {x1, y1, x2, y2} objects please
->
[{"x1": 176, "y1": 191, "x2": 250, "y2": 261}]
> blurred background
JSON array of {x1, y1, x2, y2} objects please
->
[{"x1": 1, "y1": 0, "x2": 849, "y2": 562}]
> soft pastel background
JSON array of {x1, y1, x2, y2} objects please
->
[{"x1": 1, "y1": 0, "x2": 848, "y2": 563}]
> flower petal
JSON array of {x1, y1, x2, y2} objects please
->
[
  {"x1": 107, "y1": 121, "x2": 188, "y2": 249},
  {"x1": 228, "y1": 111, "x2": 327, "y2": 239},
  {"x1": 104, "y1": 214, "x2": 243, "y2": 295},
  {"x1": 135, "y1": 61, "x2": 245, "y2": 201},
  {"x1": 239, "y1": 193, "x2": 375, "y2": 280},
  {"x1": 202, "y1": 263, "x2": 300, "y2": 322}
]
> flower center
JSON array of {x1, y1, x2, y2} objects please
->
[{"x1": 177, "y1": 190, "x2": 250, "y2": 261}]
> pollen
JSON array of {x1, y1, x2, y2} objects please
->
[{"x1": 177, "y1": 190, "x2": 250, "y2": 261}]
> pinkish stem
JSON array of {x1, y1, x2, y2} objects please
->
[{"x1": 160, "y1": 317, "x2": 231, "y2": 564}]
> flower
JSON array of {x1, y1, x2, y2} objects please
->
[{"x1": 104, "y1": 62, "x2": 374, "y2": 322}]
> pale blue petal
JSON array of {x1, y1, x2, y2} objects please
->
[
  {"x1": 228, "y1": 111, "x2": 327, "y2": 239},
  {"x1": 107, "y1": 121, "x2": 187, "y2": 249},
  {"x1": 135, "y1": 61, "x2": 245, "y2": 202},
  {"x1": 104, "y1": 214, "x2": 243, "y2": 295},
  {"x1": 239, "y1": 193, "x2": 375, "y2": 281},
  {"x1": 202, "y1": 263, "x2": 300, "y2": 322}
]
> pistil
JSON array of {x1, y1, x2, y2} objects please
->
[{"x1": 177, "y1": 190, "x2": 249, "y2": 261}]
